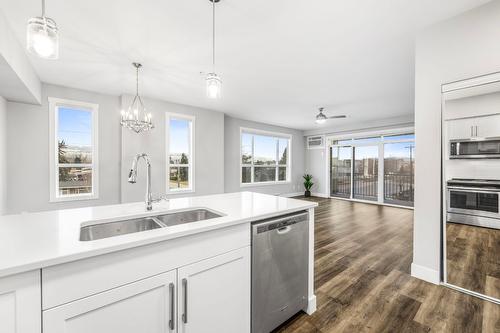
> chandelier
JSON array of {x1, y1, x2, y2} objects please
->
[{"x1": 120, "y1": 63, "x2": 154, "y2": 133}]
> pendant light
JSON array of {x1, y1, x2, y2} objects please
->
[
  {"x1": 120, "y1": 63, "x2": 154, "y2": 134},
  {"x1": 27, "y1": 0, "x2": 59, "y2": 59},
  {"x1": 206, "y1": 0, "x2": 222, "y2": 99}
]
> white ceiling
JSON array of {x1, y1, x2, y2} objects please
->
[{"x1": 0, "y1": 0, "x2": 490, "y2": 130}]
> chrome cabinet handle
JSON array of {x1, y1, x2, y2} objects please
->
[
  {"x1": 471, "y1": 126, "x2": 473, "y2": 137},
  {"x1": 475, "y1": 126, "x2": 478, "y2": 137},
  {"x1": 169, "y1": 283, "x2": 175, "y2": 330},
  {"x1": 182, "y1": 278, "x2": 188, "y2": 324}
]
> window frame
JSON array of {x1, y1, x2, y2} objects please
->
[
  {"x1": 240, "y1": 127, "x2": 292, "y2": 187},
  {"x1": 166, "y1": 112, "x2": 195, "y2": 194},
  {"x1": 49, "y1": 97, "x2": 99, "y2": 202}
]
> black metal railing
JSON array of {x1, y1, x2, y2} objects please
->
[
  {"x1": 331, "y1": 172, "x2": 351, "y2": 197},
  {"x1": 384, "y1": 173, "x2": 414, "y2": 205},
  {"x1": 353, "y1": 174, "x2": 378, "y2": 200},
  {"x1": 331, "y1": 172, "x2": 414, "y2": 206}
]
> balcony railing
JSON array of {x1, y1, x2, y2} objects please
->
[
  {"x1": 384, "y1": 173, "x2": 414, "y2": 206},
  {"x1": 353, "y1": 174, "x2": 378, "y2": 200},
  {"x1": 331, "y1": 172, "x2": 414, "y2": 207},
  {"x1": 331, "y1": 172, "x2": 351, "y2": 197}
]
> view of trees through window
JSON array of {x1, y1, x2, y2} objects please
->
[
  {"x1": 57, "y1": 107, "x2": 93, "y2": 197},
  {"x1": 168, "y1": 117, "x2": 192, "y2": 191},
  {"x1": 241, "y1": 131, "x2": 290, "y2": 184},
  {"x1": 330, "y1": 133, "x2": 415, "y2": 207}
]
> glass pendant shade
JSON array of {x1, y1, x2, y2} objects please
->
[
  {"x1": 27, "y1": 16, "x2": 58, "y2": 59},
  {"x1": 206, "y1": 73, "x2": 222, "y2": 99}
]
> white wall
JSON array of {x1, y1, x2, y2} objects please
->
[
  {"x1": 305, "y1": 146, "x2": 328, "y2": 196},
  {"x1": 224, "y1": 115, "x2": 305, "y2": 196},
  {"x1": 413, "y1": 1, "x2": 500, "y2": 283},
  {"x1": 6, "y1": 84, "x2": 122, "y2": 213},
  {"x1": 0, "y1": 96, "x2": 7, "y2": 214},
  {"x1": 0, "y1": 10, "x2": 41, "y2": 104},
  {"x1": 121, "y1": 96, "x2": 225, "y2": 202}
]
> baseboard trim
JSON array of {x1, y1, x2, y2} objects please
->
[
  {"x1": 279, "y1": 192, "x2": 303, "y2": 198},
  {"x1": 411, "y1": 263, "x2": 440, "y2": 285},
  {"x1": 311, "y1": 192, "x2": 329, "y2": 198},
  {"x1": 305, "y1": 295, "x2": 317, "y2": 315}
]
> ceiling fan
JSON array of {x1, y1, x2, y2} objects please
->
[{"x1": 315, "y1": 107, "x2": 347, "y2": 124}]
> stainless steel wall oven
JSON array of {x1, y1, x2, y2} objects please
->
[{"x1": 447, "y1": 178, "x2": 500, "y2": 229}]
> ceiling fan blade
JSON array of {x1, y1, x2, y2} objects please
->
[{"x1": 328, "y1": 115, "x2": 347, "y2": 119}]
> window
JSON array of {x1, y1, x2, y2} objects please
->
[
  {"x1": 241, "y1": 128, "x2": 291, "y2": 185},
  {"x1": 49, "y1": 98, "x2": 98, "y2": 201},
  {"x1": 167, "y1": 113, "x2": 194, "y2": 192}
]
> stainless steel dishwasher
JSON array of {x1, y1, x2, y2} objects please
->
[{"x1": 251, "y1": 211, "x2": 309, "y2": 333}]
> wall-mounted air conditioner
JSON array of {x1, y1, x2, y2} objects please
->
[{"x1": 307, "y1": 135, "x2": 325, "y2": 149}]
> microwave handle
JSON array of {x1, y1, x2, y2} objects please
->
[{"x1": 447, "y1": 186, "x2": 500, "y2": 193}]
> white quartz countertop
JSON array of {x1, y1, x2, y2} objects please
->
[{"x1": 0, "y1": 192, "x2": 317, "y2": 278}]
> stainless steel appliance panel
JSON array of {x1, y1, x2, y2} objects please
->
[
  {"x1": 450, "y1": 137, "x2": 500, "y2": 159},
  {"x1": 251, "y1": 211, "x2": 309, "y2": 333},
  {"x1": 446, "y1": 179, "x2": 500, "y2": 229}
]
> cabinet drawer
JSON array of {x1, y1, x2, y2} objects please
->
[
  {"x1": 42, "y1": 223, "x2": 250, "y2": 310},
  {"x1": 43, "y1": 270, "x2": 176, "y2": 333}
]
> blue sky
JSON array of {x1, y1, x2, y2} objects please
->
[
  {"x1": 334, "y1": 142, "x2": 415, "y2": 160},
  {"x1": 169, "y1": 118, "x2": 190, "y2": 154},
  {"x1": 241, "y1": 133, "x2": 288, "y2": 161},
  {"x1": 58, "y1": 107, "x2": 91, "y2": 147}
]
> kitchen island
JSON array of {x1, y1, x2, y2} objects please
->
[{"x1": 0, "y1": 192, "x2": 317, "y2": 333}]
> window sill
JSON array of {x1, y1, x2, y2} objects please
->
[
  {"x1": 50, "y1": 194, "x2": 99, "y2": 203},
  {"x1": 240, "y1": 181, "x2": 291, "y2": 188},
  {"x1": 167, "y1": 189, "x2": 195, "y2": 195}
]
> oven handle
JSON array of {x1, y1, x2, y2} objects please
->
[{"x1": 447, "y1": 186, "x2": 500, "y2": 193}]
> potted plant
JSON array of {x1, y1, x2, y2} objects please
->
[{"x1": 303, "y1": 174, "x2": 313, "y2": 197}]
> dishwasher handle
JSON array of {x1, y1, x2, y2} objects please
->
[{"x1": 277, "y1": 226, "x2": 291, "y2": 234}]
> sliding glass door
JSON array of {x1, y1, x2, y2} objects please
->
[
  {"x1": 353, "y1": 146, "x2": 378, "y2": 201},
  {"x1": 383, "y1": 142, "x2": 415, "y2": 206},
  {"x1": 330, "y1": 146, "x2": 352, "y2": 198},
  {"x1": 328, "y1": 133, "x2": 415, "y2": 207}
]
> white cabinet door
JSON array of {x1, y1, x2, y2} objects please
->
[
  {"x1": 447, "y1": 114, "x2": 500, "y2": 140},
  {"x1": 0, "y1": 270, "x2": 41, "y2": 333},
  {"x1": 177, "y1": 246, "x2": 250, "y2": 333},
  {"x1": 474, "y1": 114, "x2": 500, "y2": 138},
  {"x1": 447, "y1": 117, "x2": 475, "y2": 140},
  {"x1": 43, "y1": 270, "x2": 177, "y2": 333}
]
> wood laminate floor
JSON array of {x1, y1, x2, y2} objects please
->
[
  {"x1": 273, "y1": 197, "x2": 500, "y2": 333},
  {"x1": 446, "y1": 222, "x2": 500, "y2": 299}
]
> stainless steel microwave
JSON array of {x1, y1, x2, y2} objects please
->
[{"x1": 450, "y1": 137, "x2": 500, "y2": 159}]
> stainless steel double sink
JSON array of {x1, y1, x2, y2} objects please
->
[{"x1": 79, "y1": 209, "x2": 223, "y2": 241}]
